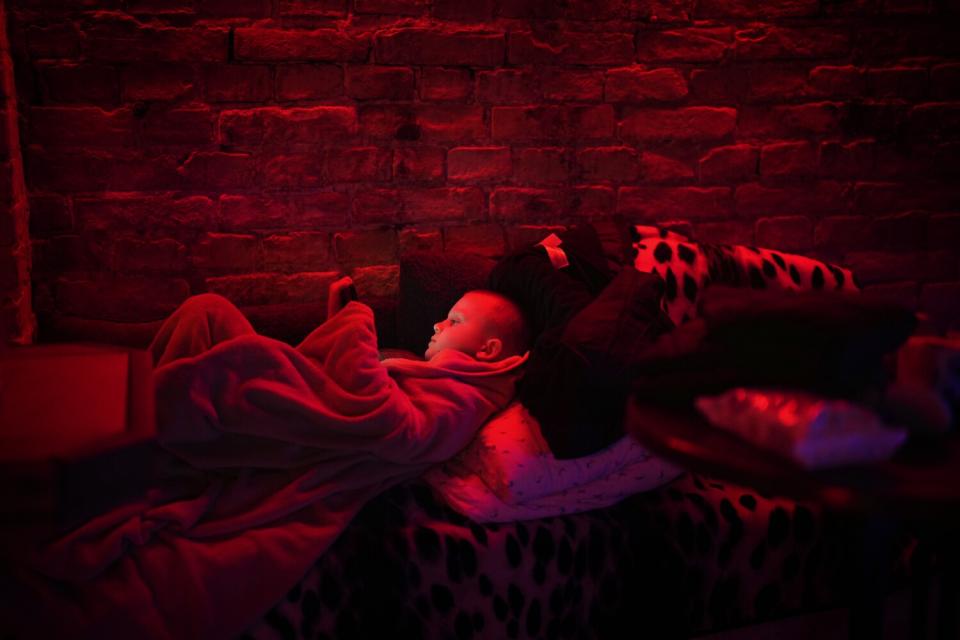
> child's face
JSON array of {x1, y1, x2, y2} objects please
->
[{"x1": 425, "y1": 292, "x2": 502, "y2": 361}]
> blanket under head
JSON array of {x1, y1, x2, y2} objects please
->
[{"x1": 5, "y1": 302, "x2": 525, "y2": 640}]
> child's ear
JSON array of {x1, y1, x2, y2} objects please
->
[{"x1": 475, "y1": 338, "x2": 503, "y2": 362}]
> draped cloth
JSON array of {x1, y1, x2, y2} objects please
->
[{"x1": 3, "y1": 295, "x2": 525, "y2": 640}]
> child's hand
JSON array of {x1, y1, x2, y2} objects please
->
[{"x1": 327, "y1": 276, "x2": 358, "y2": 319}]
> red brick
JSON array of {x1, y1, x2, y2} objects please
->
[
  {"x1": 28, "y1": 149, "x2": 183, "y2": 192},
  {"x1": 618, "y1": 186, "x2": 733, "y2": 219},
  {"x1": 120, "y1": 62, "x2": 197, "y2": 101},
  {"x1": 736, "y1": 181, "x2": 848, "y2": 217},
  {"x1": 689, "y1": 68, "x2": 747, "y2": 104},
  {"x1": 920, "y1": 282, "x2": 960, "y2": 333},
  {"x1": 931, "y1": 64, "x2": 960, "y2": 100},
  {"x1": 514, "y1": 147, "x2": 568, "y2": 184},
  {"x1": 142, "y1": 107, "x2": 216, "y2": 146},
  {"x1": 641, "y1": 152, "x2": 695, "y2": 183},
  {"x1": 476, "y1": 69, "x2": 538, "y2": 104},
  {"x1": 346, "y1": 65, "x2": 415, "y2": 100},
  {"x1": 448, "y1": 147, "x2": 511, "y2": 182},
  {"x1": 32, "y1": 236, "x2": 89, "y2": 276},
  {"x1": 220, "y1": 107, "x2": 358, "y2": 147},
  {"x1": 698, "y1": 144, "x2": 758, "y2": 183},
  {"x1": 417, "y1": 105, "x2": 486, "y2": 142},
  {"x1": 760, "y1": 141, "x2": 817, "y2": 178},
  {"x1": 198, "y1": 0, "x2": 271, "y2": 17},
  {"x1": 42, "y1": 64, "x2": 118, "y2": 104},
  {"x1": 443, "y1": 224, "x2": 505, "y2": 258},
  {"x1": 745, "y1": 65, "x2": 809, "y2": 102},
  {"x1": 819, "y1": 139, "x2": 874, "y2": 178},
  {"x1": 179, "y1": 152, "x2": 258, "y2": 190},
  {"x1": 333, "y1": 229, "x2": 398, "y2": 267},
  {"x1": 577, "y1": 147, "x2": 639, "y2": 182},
  {"x1": 492, "y1": 106, "x2": 563, "y2": 141},
  {"x1": 85, "y1": 22, "x2": 228, "y2": 62},
  {"x1": 506, "y1": 225, "x2": 566, "y2": 251},
  {"x1": 352, "y1": 265, "x2": 400, "y2": 301},
  {"x1": 28, "y1": 195, "x2": 72, "y2": 237},
  {"x1": 636, "y1": 27, "x2": 732, "y2": 63},
  {"x1": 0, "y1": 254, "x2": 18, "y2": 291},
  {"x1": 881, "y1": 0, "x2": 929, "y2": 14},
  {"x1": 867, "y1": 67, "x2": 926, "y2": 99},
  {"x1": 928, "y1": 214, "x2": 960, "y2": 251},
  {"x1": 508, "y1": 30, "x2": 633, "y2": 66},
  {"x1": 399, "y1": 228, "x2": 443, "y2": 254},
  {"x1": 620, "y1": 107, "x2": 736, "y2": 142},
  {"x1": 432, "y1": 0, "x2": 496, "y2": 21},
  {"x1": 359, "y1": 106, "x2": 414, "y2": 140},
  {"x1": 204, "y1": 64, "x2": 272, "y2": 102},
  {"x1": 566, "y1": 186, "x2": 615, "y2": 218},
  {"x1": 207, "y1": 272, "x2": 339, "y2": 306},
  {"x1": 276, "y1": 65, "x2": 342, "y2": 101},
  {"x1": 734, "y1": 26, "x2": 850, "y2": 60},
  {"x1": 234, "y1": 28, "x2": 368, "y2": 62},
  {"x1": 844, "y1": 251, "x2": 956, "y2": 285},
  {"x1": 539, "y1": 69, "x2": 603, "y2": 102},
  {"x1": 605, "y1": 67, "x2": 688, "y2": 103},
  {"x1": 355, "y1": 0, "x2": 429, "y2": 14},
  {"x1": 354, "y1": 189, "x2": 402, "y2": 223},
  {"x1": 806, "y1": 65, "x2": 865, "y2": 98},
  {"x1": 393, "y1": 146, "x2": 445, "y2": 182},
  {"x1": 263, "y1": 154, "x2": 326, "y2": 189},
  {"x1": 263, "y1": 231, "x2": 330, "y2": 272},
  {"x1": 75, "y1": 194, "x2": 216, "y2": 233},
  {"x1": 27, "y1": 23, "x2": 82, "y2": 59},
  {"x1": 755, "y1": 216, "x2": 813, "y2": 252},
  {"x1": 279, "y1": 0, "x2": 347, "y2": 15},
  {"x1": 376, "y1": 28, "x2": 504, "y2": 67},
  {"x1": 401, "y1": 187, "x2": 485, "y2": 222},
  {"x1": 738, "y1": 103, "x2": 844, "y2": 138},
  {"x1": 874, "y1": 142, "x2": 937, "y2": 179},
  {"x1": 869, "y1": 211, "x2": 927, "y2": 250},
  {"x1": 566, "y1": 105, "x2": 616, "y2": 139},
  {"x1": 490, "y1": 188, "x2": 563, "y2": 220},
  {"x1": 220, "y1": 193, "x2": 348, "y2": 230},
  {"x1": 28, "y1": 106, "x2": 134, "y2": 148},
  {"x1": 909, "y1": 102, "x2": 960, "y2": 138},
  {"x1": 419, "y1": 67, "x2": 473, "y2": 101},
  {"x1": 57, "y1": 277, "x2": 190, "y2": 322},
  {"x1": 854, "y1": 182, "x2": 960, "y2": 214},
  {"x1": 327, "y1": 147, "x2": 392, "y2": 183},
  {"x1": 695, "y1": 221, "x2": 754, "y2": 245},
  {"x1": 696, "y1": 0, "x2": 818, "y2": 18},
  {"x1": 110, "y1": 237, "x2": 188, "y2": 274},
  {"x1": 814, "y1": 216, "x2": 871, "y2": 251}
]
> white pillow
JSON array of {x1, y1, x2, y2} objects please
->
[{"x1": 444, "y1": 401, "x2": 679, "y2": 503}]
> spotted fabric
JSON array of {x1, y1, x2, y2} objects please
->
[
  {"x1": 243, "y1": 476, "x2": 918, "y2": 639},
  {"x1": 630, "y1": 225, "x2": 860, "y2": 326}
]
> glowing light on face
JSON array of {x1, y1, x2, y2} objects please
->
[{"x1": 424, "y1": 292, "x2": 502, "y2": 361}]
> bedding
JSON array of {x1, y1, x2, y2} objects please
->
[
  {"x1": 630, "y1": 224, "x2": 860, "y2": 326},
  {"x1": 3, "y1": 297, "x2": 525, "y2": 640},
  {"x1": 424, "y1": 400, "x2": 683, "y2": 519}
]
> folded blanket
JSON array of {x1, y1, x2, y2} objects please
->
[{"x1": 4, "y1": 302, "x2": 525, "y2": 640}]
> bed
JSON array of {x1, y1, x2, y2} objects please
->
[{"x1": 244, "y1": 223, "x2": 921, "y2": 639}]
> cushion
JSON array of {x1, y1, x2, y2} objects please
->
[
  {"x1": 441, "y1": 401, "x2": 681, "y2": 505},
  {"x1": 396, "y1": 251, "x2": 495, "y2": 353},
  {"x1": 630, "y1": 225, "x2": 860, "y2": 326}
]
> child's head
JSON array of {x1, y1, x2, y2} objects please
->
[{"x1": 425, "y1": 290, "x2": 529, "y2": 362}]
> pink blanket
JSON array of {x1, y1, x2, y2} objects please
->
[{"x1": 4, "y1": 302, "x2": 525, "y2": 639}]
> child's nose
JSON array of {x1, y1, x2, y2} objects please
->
[{"x1": 434, "y1": 322, "x2": 442, "y2": 334}]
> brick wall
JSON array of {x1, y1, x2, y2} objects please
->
[
  {"x1": 1, "y1": 0, "x2": 33, "y2": 345},
  {"x1": 4, "y1": 0, "x2": 959, "y2": 345}
]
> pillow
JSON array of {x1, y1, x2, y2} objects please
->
[
  {"x1": 630, "y1": 225, "x2": 860, "y2": 326},
  {"x1": 397, "y1": 251, "x2": 495, "y2": 353},
  {"x1": 443, "y1": 401, "x2": 677, "y2": 504}
]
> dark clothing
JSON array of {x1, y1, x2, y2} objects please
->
[{"x1": 488, "y1": 225, "x2": 674, "y2": 459}]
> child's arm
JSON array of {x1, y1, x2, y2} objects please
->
[{"x1": 326, "y1": 276, "x2": 359, "y2": 320}]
